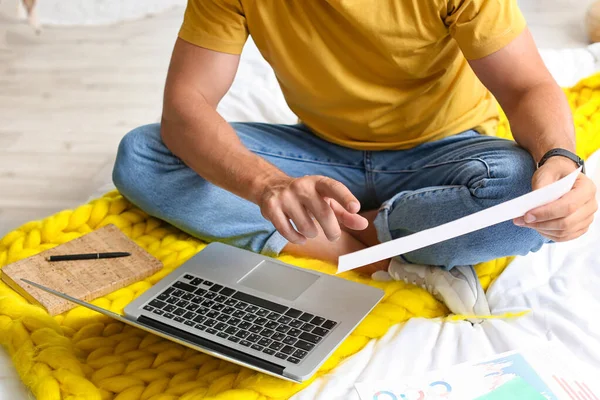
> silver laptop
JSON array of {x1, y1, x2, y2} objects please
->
[{"x1": 24, "y1": 242, "x2": 383, "y2": 382}]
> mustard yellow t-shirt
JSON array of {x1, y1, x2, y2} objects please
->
[{"x1": 178, "y1": 0, "x2": 526, "y2": 150}]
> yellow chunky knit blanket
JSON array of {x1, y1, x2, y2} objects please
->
[{"x1": 1, "y1": 73, "x2": 600, "y2": 400}]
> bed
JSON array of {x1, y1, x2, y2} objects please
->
[{"x1": 1, "y1": 40, "x2": 599, "y2": 400}]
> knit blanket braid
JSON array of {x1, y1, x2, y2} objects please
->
[{"x1": 1, "y1": 73, "x2": 599, "y2": 400}]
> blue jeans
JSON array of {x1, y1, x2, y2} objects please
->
[{"x1": 113, "y1": 123, "x2": 547, "y2": 269}]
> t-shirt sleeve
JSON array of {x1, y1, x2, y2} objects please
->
[
  {"x1": 444, "y1": 0, "x2": 527, "y2": 60},
  {"x1": 178, "y1": 0, "x2": 249, "y2": 55}
]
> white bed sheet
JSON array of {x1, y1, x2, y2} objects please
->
[{"x1": 1, "y1": 42, "x2": 599, "y2": 400}]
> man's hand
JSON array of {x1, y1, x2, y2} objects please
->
[
  {"x1": 258, "y1": 175, "x2": 368, "y2": 244},
  {"x1": 514, "y1": 157, "x2": 597, "y2": 241}
]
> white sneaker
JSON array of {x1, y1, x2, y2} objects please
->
[{"x1": 373, "y1": 259, "x2": 491, "y2": 318}]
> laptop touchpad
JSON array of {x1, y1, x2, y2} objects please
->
[{"x1": 238, "y1": 260, "x2": 319, "y2": 301}]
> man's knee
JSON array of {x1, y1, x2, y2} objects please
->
[{"x1": 112, "y1": 123, "x2": 163, "y2": 197}]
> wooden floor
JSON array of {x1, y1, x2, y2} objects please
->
[{"x1": 0, "y1": 1, "x2": 597, "y2": 237}]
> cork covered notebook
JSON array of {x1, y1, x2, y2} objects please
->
[{"x1": 1, "y1": 224, "x2": 162, "y2": 315}]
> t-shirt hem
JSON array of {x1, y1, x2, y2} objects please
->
[{"x1": 178, "y1": 27, "x2": 246, "y2": 55}]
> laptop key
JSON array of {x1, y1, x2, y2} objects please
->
[
  {"x1": 183, "y1": 311, "x2": 196, "y2": 319},
  {"x1": 287, "y1": 357, "x2": 301, "y2": 364},
  {"x1": 191, "y1": 295, "x2": 204, "y2": 304},
  {"x1": 174, "y1": 281, "x2": 196, "y2": 292},
  {"x1": 269, "y1": 342, "x2": 283, "y2": 351},
  {"x1": 235, "y1": 330, "x2": 249, "y2": 339},
  {"x1": 281, "y1": 345, "x2": 295, "y2": 355},
  {"x1": 225, "y1": 326, "x2": 239, "y2": 335},
  {"x1": 149, "y1": 299, "x2": 166, "y2": 309},
  {"x1": 194, "y1": 288, "x2": 207, "y2": 296},
  {"x1": 283, "y1": 336, "x2": 297, "y2": 345},
  {"x1": 143, "y1": 306, "x2": 154, "y2": 312},
  {"x1": 203, "y1": 292, "x2": 217, "y2": 300},
  {"x1": 293, "y1": 349, "x2": 308, "y2": 359},
  {"x1": 251, "y1": 344, "x2": 263, "y2": 351},
  {"x1": 312, "y1": 327, "x2": 329, "y2": 337},
  {"x1": 211, "y1": 304, "x2": 225, "y2": 312},
  {"x1": 186, "y1": 304, "x2": 199, "y2": 312},
  {"x1": 242, "y1": 314, "x2": 257, "y2": 322},
  {"x1": 227, "y1": 336, "x2": 240, "y2": 343},
  {"x1": 153, "y1": 309, "x2": 164, "y2": 316},
  {"x1": 255, "y1": 317, "x2": 268, "y2": 326},
  {"x1": 203, "y1": 319, "x2": 216, "y2": 327},
  {"x1": 206, "y1": 310, "x2": 219, "y2": 319},
  {"x1": 157, "y1": 293, "x2": 169, "y2": 301},
  {"x1": 234, "y1": 302, "x2": 247, "y2": 310},
  {"x1": 267, "y1": 312, "x2": 280, "y2": 321},
  {"x1": 214, "y1": 295, "x2": 228, "y2": 303},
  {"x1": 164, "y1": 305, "x2": 177, "y2": 313},
  {"x1": 232, "y1": 310, "x2": 245, "y2": 318},
  {"x1": 289, "y1": 319, "x2": 303, "y2": 328},
  {"x1": 164, "y1": 313, "x2": 175, "y2": 319},
  {"x1": 277, "y1": 316, "x2": 292, "y2": 324},
  {"x1": 202, "y1": 300, "x2": 215, "y2": 308},
  {"x1": 239, "y1": 340, "x2": 252, "y2": 347},
  {"x1": 258, "y1": 338, "x2": 272, "y2": 347},
  {"x1": 228, "y1": 318, "x2": 241, "y2": 326},
  {"x1": 206, "y1": 328, "x2": 218, "y2": 335},
  {"x1": 215, "y1": 322, "x2": 227, "y2": 331},
  {"x1": 222, "y1": 306, "x2": 235, "y2": 315},
  {"x1": 224, "y1": 299, "x2": 237, "y2": 306},
  {"x1": 173, "y1": 289, "x2": 185, "y2": 297},
  {"x1": 196, "y1": 307, "x2": 209, "y2": 315},
  {"x1": 265, "y1": 321, "x2": 279, "y2": 330},
  {"x1": 294, "y1": 340, "x2": 315, "y2": 351},
  {"x1": 288, "y1": 328, "x2": 302, "y2": 337},
  {"x1": 300, "y1": 323, "x2": 315, "y2": 332},
  {"x1": 182, "y1": 293, "x2": 195, "y2": 301},
  {"x1": 262, "y1": 348, "x2": 276, "y2": 356},
  {"x1": 310, "y1": 316, "x2": 326, "y2": 326},
  {"x1": 245, "y1": 305, "x2": 259, "y2": 313},
  {"x1": 184, "y1": 274, "x2": 194, "y2": 280},
  {"x1": 299, "y1": 332, "x2": 321, "y2": 344},
  {"x1": 202, "y1": 280, "x2": 214, "y2": 287},
  {"x1": 275, "y1": 352, "x2": 287, "y2": 360},
  {"x1": 216, "y1": 314, "x2": 229, "y2": 322},
  {"x1": 275, "y1": 325, "x2": 290, "y2": 334},
  {"x1": 190, "y1": 278, "x2": 203, "y2": 286},
  {"x1": 249, "y1": 324, "x2": 262, "y2": 333},
  {"x1": 272, "y1": 333, "x2": 286, "y2": 342},
  {"x1": 196, "y1": 324, "x2": 206, "y2": 331},
  {"x1": 217, "y1": 332, "x2": 228, "y2": 339},
  {"x1": 174, "y1": 316, "x2": 185, "y2": 323},
  {"x1": 247, "y1": 334, "x2": 260, "y2": 343},
  {"x1": 299, "y1": 313, "x2": 314, "y2": 322},
  {"x1": 220, "y1": 287, "x2": 236, "y2": 296},
  {"x1": 260, "y1": 329, "x2": 274, "y2": 337},
  {"x1": 166, "y1": 297, "x2": 178, "y2": 305},
  {"x1": 163, "y1": 287, "x2": 175, "y2": 296},
  {"x1": 322, "y1": 320, "x2": 337, "y2": 330},
  {"x1": 256, "y1": 308, "x2": 270, "y2": 317},
  {"x1": 210, "y1": 284, "x2": 223, "y2": 292},
  {"x1": 238, "y1": 321, "x2": 252, "y2": 330},
  {"x1": 177, "y1": 300, "x2": 189, "y2": 308},
  {"x1": 232, "y1": 292, "x2": 288, "y2": 314},
  {"x1": 285, "y1": 308, "x2": 303, "y2": 318},
  {"x1": 193, "y1": 315, "x2": 207, "y2": 324},
  {"x1": 184, "y1": 320, "x2": 195, "y2": 327}
]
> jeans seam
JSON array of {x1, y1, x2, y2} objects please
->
[
  {"x1": 371, "y1": 157, "x2": 492, "y2": 179},
  {"x1": 250, "y1": 149, "x2": 364, "y2": 170}
]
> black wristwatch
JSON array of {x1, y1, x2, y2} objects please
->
[{"x1": 537, "y1": 148, "x2": 585, "y2": 174}]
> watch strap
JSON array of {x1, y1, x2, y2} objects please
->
[{"x1": 537, "y1": 148, "x2": 585, "y2": 174}]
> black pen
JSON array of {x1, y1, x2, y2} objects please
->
[{"x1": 45, "y1": 252, "x2": 131, "y2": 262}]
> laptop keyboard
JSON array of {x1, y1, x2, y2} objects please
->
[{"x1": 142, "y1": 274, "x2": 338, "y2": 365}]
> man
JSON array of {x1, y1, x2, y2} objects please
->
[{"x1": 113, "y1": 1, "x2": 597, "y2": 316}]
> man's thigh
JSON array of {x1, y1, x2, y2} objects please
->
[{"x1": 372, "y1": 130, "x2": 536, "y2": 206}]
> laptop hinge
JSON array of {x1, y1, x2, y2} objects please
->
[{"x1": 137, "y1": 315, "x2": 285, "y2": 376}]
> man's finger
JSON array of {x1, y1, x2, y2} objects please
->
[
  {"x1": 315, "y1": 177, "x2": 360, "y2": 213},
  {"x1": 539, "y1": 227, "x2": 589, "y2": 242},
  {"x1": 269, "y1": 209, "x2": 307, "y2": 244},
  {"x1": 327, "y1": 198, "x2": 369, "y2": 230},
  {"x1": 524, "y1": 188, "x2": 585, "y2": 223},
  {"x1": 282, "y1": 199, "x2": 318, "y2": 239},
  {"x1": 301, "y1": 194, "x2": 341, "y2": 241},
  {"x1": 521, "y1": 200, "x2": 596, "y2": 230}
]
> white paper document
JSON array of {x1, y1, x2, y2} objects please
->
[
  {"x1": 354, "y1": 341, "x2": 600, "y2": 400},
  {"x1": 337, "y1": 167, "x2": 581, "y2": 273}
]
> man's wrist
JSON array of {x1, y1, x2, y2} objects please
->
[{"x1": 248, "y1": 169, "x2": 291, "y2": 205}]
